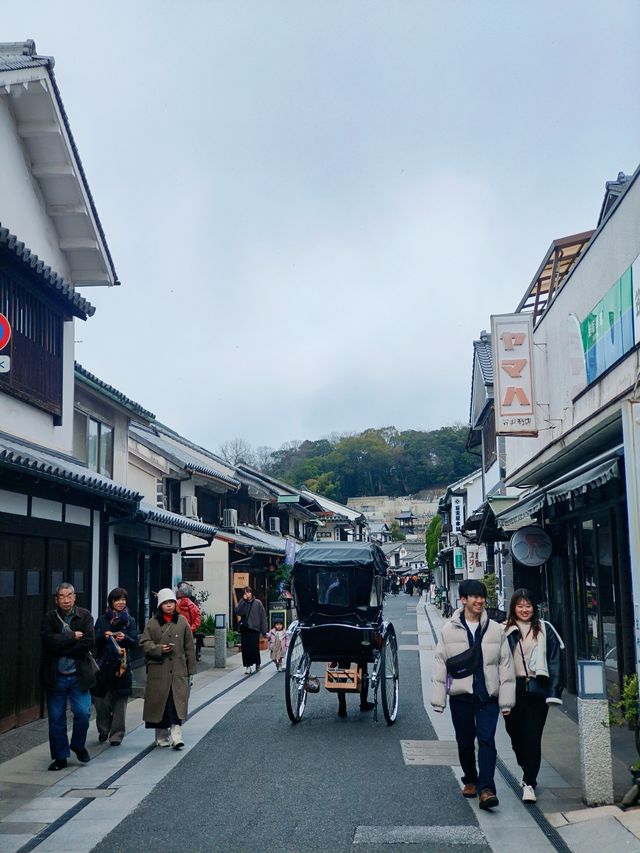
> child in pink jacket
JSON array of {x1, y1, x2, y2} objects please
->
[{"x1": 266, "y1": 620, "x2": 289, "y2": 671}]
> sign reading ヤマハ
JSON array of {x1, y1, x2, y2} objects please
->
[{"x1": 491, "y1": 313, "x2": 537, "y2": 436}]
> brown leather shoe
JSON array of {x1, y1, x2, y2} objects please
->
[
  {"x1": 478, "y1": 790, "x2": 499, "y2": 809},
  {"x1": 462, "y1": 783, "x2": 477, "y2": 798}
]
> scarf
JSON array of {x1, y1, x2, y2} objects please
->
[{"x1": 107, "y1": 606, "x2": 131, "y2": 627}]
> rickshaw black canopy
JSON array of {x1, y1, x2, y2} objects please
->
[
  {"x1": 292, "y1": 542, "x2": 388, "y2": 629},
  {"x1": 294, "y1": 542, "x2": 388, "y2": 574}
]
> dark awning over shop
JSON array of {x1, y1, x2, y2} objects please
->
[
  {"x1": 495, "y1": 446, "x2": 623, "y2": 526},
  {"x1": 546, "y1": 457, "x2": 620, "y2": 504}
]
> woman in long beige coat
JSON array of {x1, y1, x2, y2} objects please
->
[{"x1": 140, "y1": 588, "x2": 196, "y2": 749}]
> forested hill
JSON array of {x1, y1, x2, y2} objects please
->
[{"x1": 262, "y1": 425, "x2": 477, "y2": 504}]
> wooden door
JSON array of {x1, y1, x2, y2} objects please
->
[
  {"x1": 0, "y1": 535, "x2": 21, "y2": 732},
  {"x1": 19, "y1": 537, "x2": 46, "y2": 724}
]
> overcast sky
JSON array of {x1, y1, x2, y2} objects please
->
[{"x1": 9, "y1": 1, "x2": 640, "y2": 452}]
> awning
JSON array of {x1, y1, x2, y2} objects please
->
[
  {"x1": 547, "y1": 458, "x2": 620, "y2": 504},
  {"x1": 496, "y1": 446, "x2": 623, "y2": 524},
  {"x1": 495, "y1": 493, "x2": 545, "y2": 526}
]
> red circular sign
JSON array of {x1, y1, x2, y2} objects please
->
[{"x1": 0, "y1": 314, "x2": 10, "y2": 351}]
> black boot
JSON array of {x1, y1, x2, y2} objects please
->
[{"x1": 337, "y1": 692, "x2": 347, "y2": 718}]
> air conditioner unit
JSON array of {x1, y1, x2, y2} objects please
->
[
  {"x1": 223, "y1": 508, "x2": 238, "y2": 529},
  {"x1": 269, "y1": 517, "x2": 281, "y2": 534},
  {"x1": 180, "y1": 495, "x2": 199, "y2": 519}
]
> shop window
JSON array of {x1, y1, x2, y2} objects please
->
[
  {"x1": 182, "y1": 556, "x2": 204, "y2": 582},
  {"x1": 0, "y1": 570, "x2": 15, "y2": 596},
  {"x1": 73, "y1": 411, "x2": 113, "y2": 478},
  {"x1": 26, "y1": 570, "x2": 40, "y2": 595}
]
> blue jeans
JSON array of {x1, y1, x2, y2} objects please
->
[
  {"x1": 450, "y1": 696, "x2": 500, "y2": 794},
  {"x1": 46, "y1": 674, "x2": 91, "y2": 760}
]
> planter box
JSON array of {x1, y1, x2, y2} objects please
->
[{"x1": 202, "y1": 636, "x2": 215, "y2": 647}]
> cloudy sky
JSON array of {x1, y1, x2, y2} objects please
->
[{"x1": 9, "y1": 1, "x2": 640, "y2": 452}]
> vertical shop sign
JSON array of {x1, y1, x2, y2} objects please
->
[
  {"x1": 491, "y1": 313, "x2": 537, "y2": 435},
  {"x1": 451, "y1": 495, "x2": 464, "y2": 533}
]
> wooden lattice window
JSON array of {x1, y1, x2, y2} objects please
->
[{"x1": 0, "y1": 257, "x2": 64, "y2": 418}]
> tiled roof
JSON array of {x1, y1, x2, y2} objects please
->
[
  {"x1": 299, "y1": 489, "x2": 364, "y2": 523},
  {"x1": 0, "y1": 41, "x2": 120, "y2": 286},
  {"x1": 0, "y1": 225, "x2": 96, "y2": 319},
  {"x1": 216, "y1": 527, "x2": 286, "y2": 555},
  {"x1": 0, "y1": 432, "x2": 139, "y2": 502},
  {"x1": 136, "y1": 503, "x2": 216, "y2": 540},
  {"x1": 131, "y1": 424, "x2": 241, "y2": 490},
  {"x1": 473, "y1": 334, "x2": 493, "y2": 385},
  {"x1": 75, "y1": 363, "x2": 155, "y2": 420}
]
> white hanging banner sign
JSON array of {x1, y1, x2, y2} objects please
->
[
  {"x1": 466, "y1": 545, "x2": 485, "y2": 579},
  {"x1": 491, "y1": 312, "x2": 538, "y2": 436},
  {"x1": 451, "y1": 495, "x2": 465, "y2": 533}
]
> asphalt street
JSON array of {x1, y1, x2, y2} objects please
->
[{"x1": 91, "y1": 594, "x2": 489, "y2": 853}]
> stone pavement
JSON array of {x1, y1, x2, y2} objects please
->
[
  {"x1": 422, "y1": 599, "x2": 640, "y2": 853},
  {"x1": 0, "y1": 644, "x2": 246, "y2": 850},
  {"x1": 3, "y1": 606, "x2": 640, "y2": 852}
]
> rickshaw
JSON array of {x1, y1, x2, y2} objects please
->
[{"x1": 284, "y1": 541, "x2": 399, "y2": 725}]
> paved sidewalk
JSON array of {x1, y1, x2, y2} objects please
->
[
  {"x1": 423, "y1": 599, "x2": 640, "y2": 853},
  {"x1": 0, "y1": 644, "x2": 246, "y2": 848}
]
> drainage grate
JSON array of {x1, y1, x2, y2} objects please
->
[
  {"x1": 64, "y1": 788, "x2": 117, "y2": 798},
  {"x1": 401, "y1": 739, "x2": 460, "y2": 765}
]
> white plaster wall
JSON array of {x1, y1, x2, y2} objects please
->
[
  {"x1": 0, "y1": 90, "x2": 72, "y2": 280},
  {"x1": 127, "y1": 460, "x2": 159, "y2": 505},
  {"x1": 181, "y1": 536, "x2": 230, "y2": 621},
  {"x1": 506, "y1": 176, "x2": 640, "y2": 476}
]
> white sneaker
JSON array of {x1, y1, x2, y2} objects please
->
[
  {"x1": 522, "y1": 784, "x2": 536, "y2": 803},
  {"x1": 170, "y1": 724, "x2": 184, "y2": 750},
  {"x1": 245, "y1": 667, "x2": 251, "y2": 675},
  {"x1": 155, "y1": 728, "x2": 171, "y2": 747}
]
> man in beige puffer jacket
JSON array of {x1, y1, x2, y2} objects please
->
[{"x1": 431, "y1": 579, "x2": 515, "y2": 810}]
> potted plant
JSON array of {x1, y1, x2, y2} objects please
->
[
  {"x1": 226, "y1": 628, "x2": 240, "y2": 649},
  {"x1": 197, "y1": 614, "x2": 216, "y2": 647},
  {"x1": 609, "y1": 673, "x2": 640, "y2": 806}
]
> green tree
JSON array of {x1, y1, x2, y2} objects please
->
[
  {"x1": 390, "y1": 520, "x2": 405, "y2": 542},
  {"x1": 425, "y1": 514, "x2": 442, "y2": 569}
]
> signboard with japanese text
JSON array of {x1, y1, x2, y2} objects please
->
[
  {"x1": 453, "y1": 547, "x2": 465, "y2": 576},
  {"x1": 466, "y1": 545, "x2": 485, "y2": 580},
  {"x1": 451, "y1": 495, "x2": 465, "y2": 533},
  {"x1": 491, "y1": 313, "x2": 537, "y2": 436},
  {"x1": 233, "y1": 572, "x2": 249, "y2": 588}
]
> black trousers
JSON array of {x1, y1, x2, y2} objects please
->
[
  {"x1": 449, "y1": 696, "x2": 500, "y2": 794},
  {"x1": 504, "y1": 678, "x2": 549, "y2": 787},
  {"x1": 240, "y1": 629, "x2": 261, "y2": 667}
]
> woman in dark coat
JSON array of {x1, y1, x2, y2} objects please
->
[
  {"x1": 503, "y1": 588, "x2": 564, "y2": 804},
  {"x1": 140, "y1": 588, "x2": 196, "y2": 749},
  {"x1": 93, "y1": 587, "x2": 138, "y2": 745},
  {"x1": 234, "y1": 586, "x2": 268, "y2": 675}
]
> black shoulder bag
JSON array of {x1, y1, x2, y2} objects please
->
[
  {"x1": 518, "y1": 639, "x2": 548, "y2": 699},
  {"x1": 238, "y1": 599, "x2": 254, "y2": 631},
  {"x1": 446, "y1": 621, "x2": 488, "y2": 679}
]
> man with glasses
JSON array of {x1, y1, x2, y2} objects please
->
[{"x1": 41, "y1": 582, "x2": 96, "y2": 770}]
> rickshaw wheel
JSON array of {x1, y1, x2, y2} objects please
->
[
  {"x1": 285, "y1": 630, "x2": 310, "y2": 723},
  {"x1": 380, "y1": 629, "x2": 399, "y2": 725}
]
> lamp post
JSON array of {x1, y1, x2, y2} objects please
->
[
  {"x1": 576, "y1": 659, "x2": 613, "y2": 805},
  {"x1": 214, "y1": 613, "x2": 227, "y2": 669}
]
